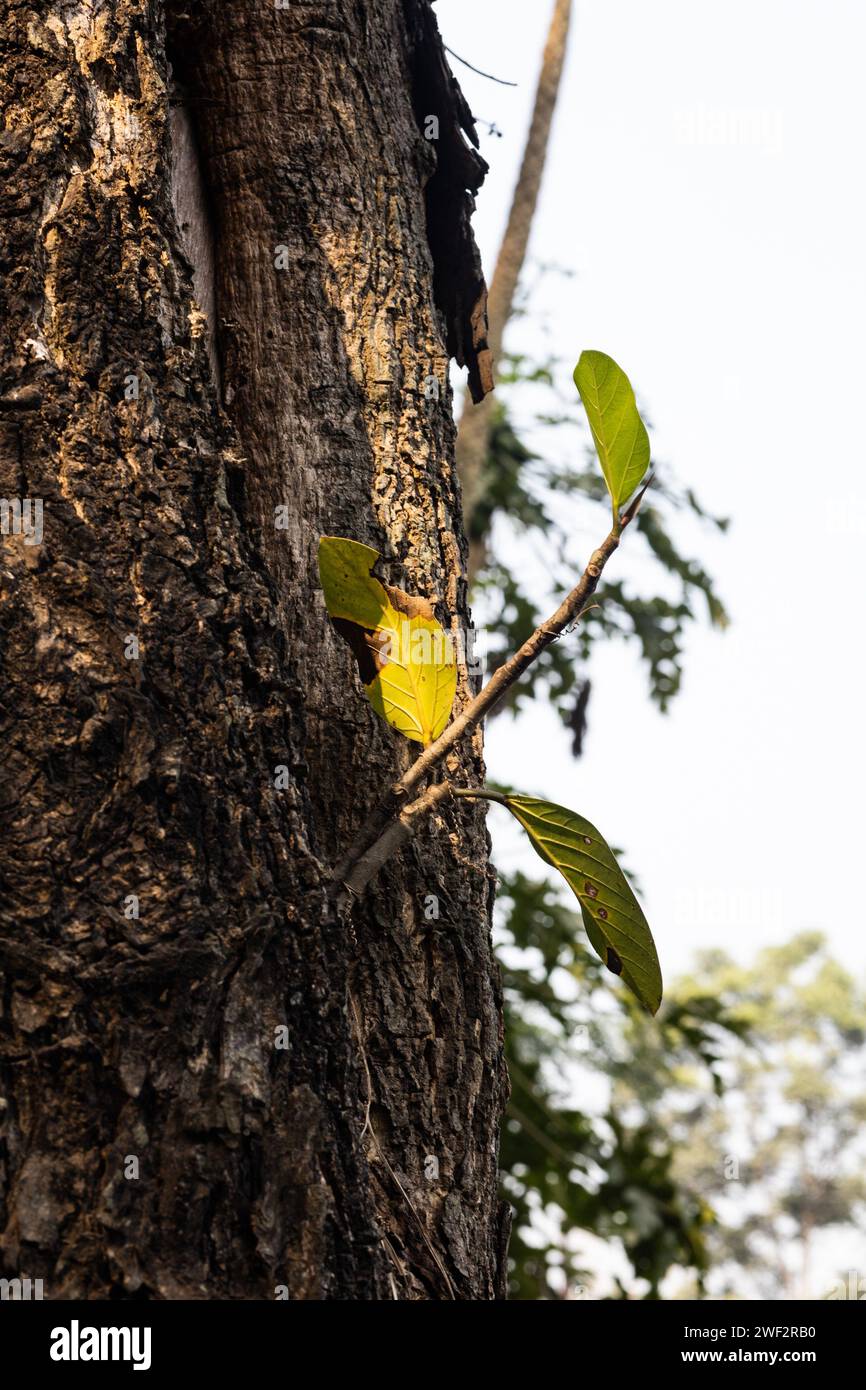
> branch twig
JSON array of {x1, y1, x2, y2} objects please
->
[
  {"x1": 331, "y1": 480, "x2": 652, "y2": 901},
  {"x1": 339, "y1": 781, "x2": 454, "y2": 904},
  {"x1": 444, "y1": 46, "x2": 518, "y2": 87}
]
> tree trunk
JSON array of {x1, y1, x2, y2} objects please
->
[
  {"x1": 0, "y1": 0, "x2": 507, "y2": 1301},
  {"x1": 456, "y1": 0, "x2": 573, "y2": 562}
]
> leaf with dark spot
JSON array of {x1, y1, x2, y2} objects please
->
[{"x1": 499, "y1": 794, "x2": 662, "y2": 1013}]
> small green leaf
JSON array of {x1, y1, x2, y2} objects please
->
[
  {"x1": 500, "y1": 794, "x2": 662, "y2": 1013},
  {"x1": 318, "y1": 536, "x2": 456, "y2": 746},
  {"x1": 573, "y1": 350, "x2": 650, "y2": 512}
]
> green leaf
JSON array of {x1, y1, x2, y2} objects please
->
[
  {"x1": 318, "y1": 535, "x2": 390, "y2": 632},
  {"x1": 318, "y1": 536, "x2": 456, "y2": 746},
  {"x1": 573, "y1": 350, "x2": 650, "y2": 512},
  {"x1": 500, "y1": 794, "x2": 662, "y2": 1013}
]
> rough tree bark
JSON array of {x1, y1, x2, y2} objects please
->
[{"x1": 0, "y1": 0, "x2": 508, "y2": 1300}]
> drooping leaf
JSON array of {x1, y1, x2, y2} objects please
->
[
  {"x1": 573, "y1": 350, "x2": 650, "y2": 512},
  {"x1": 318, "y1": 536, "x2": 456, "y2": 746},
  {"x1": 500, "y1": 793, "x2": 662, "y2": 1013}
]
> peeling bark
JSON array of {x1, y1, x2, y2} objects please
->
[{"x1": 0, "y1": 0, "x2": 507, "y2": 1300}]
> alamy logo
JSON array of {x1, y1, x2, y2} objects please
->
[
  {"x1": 0, "y1": 1276, "x2": 43, "y2": 1300},
  {"x1": 49, "y1": 1320, "x2": 152, "y2": 1372},
  {"x1": 826, "y1": 1270, "x2": 866, "y2": 1300},
  {"x1": 0, "y1": 497, "x2": 43, "y2": 546}
]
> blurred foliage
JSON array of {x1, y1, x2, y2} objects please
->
[
  {"x1": 473, "y1": 304, "x2": 864, "y2": 1301},
  {"x1": 468, "y1": 305, "x2": 740, "y2": 1296},
  {"x1": 496, "y1": 870, "x2": 747, "y2": 1298},
  {"x1": 471, "y1": 345, "x2": 729, "y2": 732},
  {"x1": 498, "y1": 876, "x2": 866, "y2": 1299},
  {"x1": 659, "y1": 934, "x2": 866, "y2": 1299}
]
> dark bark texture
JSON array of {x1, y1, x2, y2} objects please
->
[{"x1": 0, "y1": 0, "x2": 508, "y2": 1299}]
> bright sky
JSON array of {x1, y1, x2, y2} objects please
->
[{"x1": 438, "y1": 0, "x2": 866, "y2": 980}]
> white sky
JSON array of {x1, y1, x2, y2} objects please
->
[{"x1": 438, "y1": 0, "x2": 866, "y2": 980}]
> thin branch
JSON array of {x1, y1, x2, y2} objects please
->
[
  {"x1": 337, "y1": 781, "x2": 454, "y2": 905},
  {"x1": 331, "y1": 481, "x2": 652, "y2": 898},
  {"x1": 452, "y1": 787, "x2": 506, "y2": 804},
  {"x1": 444, "y1": 46, "x2": 518, "y2": 87}
]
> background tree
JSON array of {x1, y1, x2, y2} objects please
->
[
  {"x1": 496, "y1": 869, "x2": 746, "y2": 1299},
  {"x1": 0, "y1": 0, "x2": 508, "y2": 1300},
  {"x1": 659, "y1": 934, "x2": 866, "y2": 1300},
  {"x1": 499, "y1": 888, "x2": 866, "y2": 1300}
]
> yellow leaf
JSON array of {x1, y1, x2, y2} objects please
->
[
  {"x1": 318, "y1": 536, "x2": 456, "y2": 746},
  {"x1": 367, "y1": 612, "x2": 457, "y2": 745}
]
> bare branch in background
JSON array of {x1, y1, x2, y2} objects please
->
[{"x1": 456, "y1": 0, "x2": 574, "y2": 568}]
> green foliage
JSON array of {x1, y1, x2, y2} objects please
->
[
  {"x1": 497, "y1": 873, "x2": 862, "y2": 1301},
  {"x1": 496, "y1": 870, "x2": 745, "y2": 1298},
  {"x1": 323, "y1": 349, "x2": 667, "y2": 1013},
  {"x1": 471, "y1": 350, "x2": 728, "y2": 728},
  {"x1": 573, "y1": 350, "x2": 650, "y2": 515},
  {"x1": 468, "y1": 307, "x2": 735, "y2": 1295}
]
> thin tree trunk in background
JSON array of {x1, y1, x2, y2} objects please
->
[
  {"x1": 0, "y1": 0, "x2": 507, "y2": 1300},
  {"x1": 456, "y1": 0, "x2": 573, "y2": 573}
]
